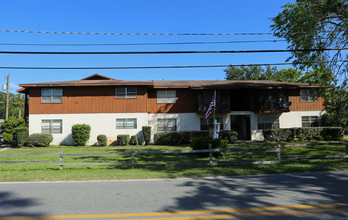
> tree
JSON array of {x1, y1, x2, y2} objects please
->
[
  {"x1": 321, "y1": 85, "x2": 348, "y2": 132},
  {"x1": 271, "y1": 0, "x2": 348, "y2": 83},
  {"x1": 0, "y1": 92, "x2": 25, "y2": 119},
  {"x1": 225, "y1": 65, "x2": 304, "y2": 82}
]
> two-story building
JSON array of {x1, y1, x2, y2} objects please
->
[{"x1": 18, "y1": 74, "x2": 325, "y2": 145}]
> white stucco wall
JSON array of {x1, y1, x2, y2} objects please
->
[
  {"x1": 253, "y1": 110, "x2": 326, "y2": 140},
  {"x1": 29, "y1": 113, "x2": 149, "y2": 145}
]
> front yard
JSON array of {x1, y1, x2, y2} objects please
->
[{"x1": 0, "y1": 142, "x2": 348, "y2": 182}]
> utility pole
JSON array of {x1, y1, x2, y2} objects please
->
[{"x1": 5, "y1": 73, "x2": 9, "y2": 119}]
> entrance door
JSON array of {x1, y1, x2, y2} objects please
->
[{"x1": 230, "y1": 115, "x2": 251, "y2": 140}]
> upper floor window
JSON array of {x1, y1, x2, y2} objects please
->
[
  {"x1": 158, "y1": 118, "x2": 176, "y2": 132},
  {"x1": 157, "y1": 90, "x2": 176, "y2": 103},
  {"x1": 302, "y1": 116, "x2": 319, "y2": 127},
  {"x1": 116, "y1": 118, "x2": 137, "y2": 129},
  {"x1": 42, "y1": 119, "x2": 62, "y2": 134},
  {"x1": 41, "y1": 88, "x2": 63, "y2": 103},
  {"x1": 300, "y1": 89, "x2": 317, "y2": 102},
  {"x1": 116, "y1": 87, "x2": 137, "y2": 98},
  {"x1": 257, "y1": 116, "x2": 279, "y2": 130}
]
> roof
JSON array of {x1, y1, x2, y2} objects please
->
[{"x1": 17, "y1": 74, "x2": 320, "y2": 93}]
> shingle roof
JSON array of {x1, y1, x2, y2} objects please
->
[{"x1": 17, "y1": 74, "x2": 319, "y2": 93}]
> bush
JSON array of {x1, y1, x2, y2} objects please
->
[
  {"x1": 1, "y1": 116, "x2": 26, "y2": 144},
  {"x1": 129, "y1": 135, "x2": 139, "y2": 145},
  {"x1": 71, "y1": 124, "x2": 91, "y2": 146},
  {"x1": 219, "y1": 130, "x2": 238, "y2": 144},
  {"x1": 13, "y1": 127, "x2": 29, "y2": 147},
  {"x1": 2, "y1": 132, "x2": 13, "y2": 143},
  {"x1": 26, "y1": 133, "x2": 53, "y2": 147},
  {"x1": 263, "y1": 127, "x2": 344, "y2": 142},
  {"x1": 97, "y1": 134, "x2": 107, "y2": 146},
  {"x1": 154, "y1": 131, "x2": 191, "y2": 145},
  {"x1": 142, "y1": 126, "x2": 151, "y2": 145},
  {"x1": 117, "y1": 134, "x2": 130, "y2": 145},
  {"x1": 190, "y1": 137, "x2": 228, "y2": 158}
]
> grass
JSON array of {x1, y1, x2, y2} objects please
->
[{"x1": 1, "y1": 142, "x2": 348, "y2": 182}]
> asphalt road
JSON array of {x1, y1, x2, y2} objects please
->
[{"x1": 1, "y1": 171, "x2": 348, "y2": 219}]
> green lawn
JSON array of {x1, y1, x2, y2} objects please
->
[{"x1": 0, "y1": 142, "x2": 348, "y2": 182}]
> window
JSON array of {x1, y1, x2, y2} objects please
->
[
  {"x1": 158, "y1": 119, "x2": 176, "y2": 132},
  {"x1": 257, "y1": 117, "x2": 279, "y2": 129},
  {"x1": 200, "y1": 118, "x2": 224, "y2": 131},
  {"x1": 116, "y1": 87, "x2": 137, "y2": 98},
  {"x1": 300, "y1": 89, "x2": 317, "y2": 102},
  {"x1": 157, "y1": 90, "x2": 176, "y2": 103},
  {"x1": 41, "y1": 88, "x2": 62, "y2": 103},
  {"x1": 41, "y1": 120, "x2": 62, "y2": 134},
  {"x1": 302, "y1": 116, "x2": 319, "y2": 127},
  {"x1": 116, "y1": 118, "x2": 137, "y2": 129}
]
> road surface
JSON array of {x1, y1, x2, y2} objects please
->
[{"x1": 1, "y1": 171, "x2": 348, "y2": 219}]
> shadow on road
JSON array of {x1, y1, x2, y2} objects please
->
[
  {"x1": 160, "y1": 172, "x2": 348, "y2": 219},
  {"x1": 0, "y1": 191, "x2": 47, "y2": 218}
]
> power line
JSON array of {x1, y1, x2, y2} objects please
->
[
  {"x1": 0, "y1": 29, "x2": 276, "y2": 36},
  {"x1": 0, "y1": 39, "x2": 286, "y2": 47},
  {"x1": 0, "y1": 60, "x2": 346, "y2": 70},
  {"x1": 0, "y1": 48, "x2": 346, "y2": 55}
]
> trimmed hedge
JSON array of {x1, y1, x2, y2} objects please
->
[
  {"x1": 72, "y1": 124, "x2": 91, "y2": 146},
  {"x1": 117, "y1": 134, "x2": 130, "y2": 145},
  {"x1": 153, "y1": 131, "x2": 236, "y2": 146},
  {"x1": 97, "y1": 134, "x2": 107, "y2": 146},
  {"x1": 263, "y1": 127, "x2": 344, "y2": 142},
  {"x1": 27, "y1": 133, "x2": 53, "y2": 147},
  {"x1": 190, "y1": 137, "x2": 228, "y2": 158},
  {"x1": 142, "y1": 126, "x2": 151, "y2": 145},
  {"x1": 219, "y1": 130, "x2": 238, "y2": 144},
  {"x1": 1, "y1": 116, "x2": 26, "y2": 144},
  {"x1": 13, "y1": 127, "x2": 29, "y2": 147},
  {"x1": 129, "y1": 135, "x2": 139, "y2": 145}
]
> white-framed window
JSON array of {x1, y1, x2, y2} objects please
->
[
  {"x1": 300, "y1": 89, "x2": 317, "y2": 102},
  {"x1": 41, "y1": 119, "x2": 62, "y2": 134},
  {"x1": 200, "y1": 118, "x2": 224, "y2": 131},
  {"x1": 302, "y1": 116, "x2": 319, "y2": 127},
  {"x1": 116, "y1": 118, "x2": 137, "y2": 129},
  {"x1": 157, "y1": 90, "x2": 176, "y2": 103},
  {"x1": 158, "y1": 119, "x2": 176, "y2": 132},
  {"x1": 41, "y1": 88, "x2": 63, "y2": 103},
  {"x1": 116, "y1": 87, "x2": 137, "y2": 98},
  {"x1": 257, "y1": 117, "x2": 279, "y2": 130}
]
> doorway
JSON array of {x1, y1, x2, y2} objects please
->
[{"x1": 230, "y1": 115, "x2": 251, "y2": 140}]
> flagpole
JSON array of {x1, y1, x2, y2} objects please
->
[{"x1": 213, "y1": 89, "x2": 217, "y2": 139}]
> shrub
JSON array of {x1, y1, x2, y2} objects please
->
[
  {"x1": 2, "y1": 132, "x2": 13, "y2": 143},
  {"x1": 97, "y1": 134, "x2": 107, "y2": 146},
  {"x1": 154, "y1": 131, "x2": 191, "y2": 145},
  {"x1": 219, "y1": 130, "x2": 238, "y2": 144},
  {"x1": 306, "y1": 136, "x2": 313, "y2": 141},
  {"x1": 71, "y1": 124, "x2": 91, "y2": 146},
  {"x1": 190, "y1": 131, "x2": 209, "y2": 138},
  {"x1": 1, "y1": 116, "x2": 26, "y2": 144},
  {"x1": 129, "y1": 135, "x2": 139, "y2": 145},
  {"x1": 142, "y1": 126, "x2": 151, "y2": 145},
  {"x1": 190, "y1": 137, "x2": 227, "y2": 158},
  {"x1": 315, "y1": 135, "x2": 324, "y2": 141},
  {"x1": 117, "y1": 134, "x2": 130, "y2": 145},
  {"x1": 26, "y1": 133, "x2": 53, "y2": 147},
  {"x1": 263, "y1": 127, "x2": 344, "y2": 142},
  {"x1": 13, "y1": 127, "x2": 29, "y2": 147}
]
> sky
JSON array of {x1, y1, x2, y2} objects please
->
[{"x1": 0, "y1": 0, "x2": 296, "y2": 93}]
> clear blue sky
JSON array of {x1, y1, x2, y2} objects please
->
[{"x1": 0, "y1": 0, "x2": 296, "y2": 93}]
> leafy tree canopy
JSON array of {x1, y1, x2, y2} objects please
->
[{"x1": 271, "y1": 0, "x2": 348, "y2": 84}]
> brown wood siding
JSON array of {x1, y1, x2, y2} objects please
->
[
  {"x1": 29, "y1": 87, "x2": 148, "y2": 114},
  {"x1": 288, "y1": 90, "x2": 325, "y2": 111},
  {"x1": 147, "y1": 89, "x2": 197, "y2": 113}
]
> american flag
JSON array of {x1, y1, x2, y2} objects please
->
[{"x1": 204, "y1": 98, "x2": 215, "y2": 119}]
